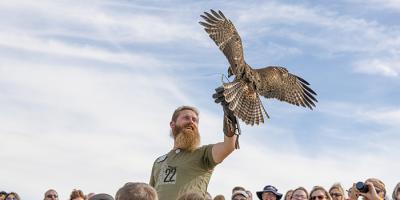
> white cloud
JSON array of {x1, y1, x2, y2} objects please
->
[
  {"x1": 229, "y1": 1, "x2": 400, "y2": 77},
  {"x1": 0, "y1": 0, "x2": 203, "y2": 45},
  {"x1": 1, "y1": 1, "x2": 399, "y2": 199},
  {"x1": 353, "y1": 58, "x2": 400, "y2": 77}
]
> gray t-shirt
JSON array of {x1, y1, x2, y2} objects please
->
[{"x1": 149, "y1": 144, "x2": 218, "y2": 200}]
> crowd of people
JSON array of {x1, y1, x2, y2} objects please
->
[
  {"x1": 1, "y1": 179, "x2": 399, "y2": 200},
  {"x1": 3, "y1": 106, "x2": 399, "y2": 200}
]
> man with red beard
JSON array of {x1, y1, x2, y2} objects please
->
[{"x1": 149, "y1": 105, "x2": 237, "y2": 200}]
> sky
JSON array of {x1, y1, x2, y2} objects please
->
[{"x1": 1, "y1": 0, "x2": 399, "y2": 199}]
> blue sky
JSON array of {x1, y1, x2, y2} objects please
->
[{"x1": 1, "y1": 0, "x2": 399, "y2": 199}]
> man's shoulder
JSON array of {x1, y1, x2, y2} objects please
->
[{"x1": 154, "y1": 153, "x2": 168, "y2": 163}]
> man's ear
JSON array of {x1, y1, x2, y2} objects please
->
[{"x1": 170, "y1": 121, "x2": 175, "y2": 129}]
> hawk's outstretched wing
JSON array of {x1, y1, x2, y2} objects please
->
[
  {"x1": 199, "y1": 10, "x2": 247, "y2": 77},
  {"x1": 256, "y1": 66, "x2": 318, "y2": 109}
]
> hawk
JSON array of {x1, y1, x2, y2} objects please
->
[{"x1": 200, "y1": 10, "x2": 318, "y2": 125}]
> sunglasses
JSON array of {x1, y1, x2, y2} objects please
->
[
  {"x1": 46, "y1": 195, "x2": 58, "y2": 198},
  {"x1": 292, "y1": 195, "x2": 307, "y2": 199},
  {"x1": 330, "y1": 193, "x2": 342, "y2": 197},
  {"x1": 311, "y1": 195, "x2": 326, "y2": 200}
]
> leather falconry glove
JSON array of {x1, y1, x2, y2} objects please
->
[{"x1": 213, "y1": 86, "x2": 241, "y2": 149}]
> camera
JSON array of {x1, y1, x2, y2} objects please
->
[{"x1": 356, "y1": 182, "x2": 369, "y2": 193}]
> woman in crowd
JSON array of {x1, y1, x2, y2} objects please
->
[
  {"x1": 329, "y1": 183, "x2": 345, "y2": 200},
  {"x1": 309, "y1": 186, "x2": 331, "y2": 200},
  {"x1": 5, "y1": 192, "x2": 21, "y2": 200},
  {"x1": 291, "y1": 187, "x2": 308, "y2": 200}
]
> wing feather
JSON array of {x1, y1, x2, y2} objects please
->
[
  {"x1": 199, "y1": 9, "x2": 248, "y2": 76},
  {"x1": 256, "y1": 66, "x2": 318, "y2": 109}
]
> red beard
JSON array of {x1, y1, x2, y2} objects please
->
[{"x1": 172, "y1": 123, "x2": 200, "y2": 152}]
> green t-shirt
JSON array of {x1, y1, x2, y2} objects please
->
[{"x1": 149, "y1": 144, "x2": 218, "y2": 200}]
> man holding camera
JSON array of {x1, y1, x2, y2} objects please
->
[{"x1": 350, "y1": 178, "x2": 386, "y2": 200}]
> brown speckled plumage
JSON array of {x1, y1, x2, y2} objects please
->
[{"x1": 201, "y1": 10, "x2": 318, "y2": 125}]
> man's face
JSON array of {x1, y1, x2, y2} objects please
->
[
  {"x1": 310, "y1": 190, "x2": 327, "y2": 200},
  {"x1": 44, "y1": 190, "x2": 58, "y2": 200},
  {"x1": 262, "y1": 192, "x2": 277, "y2": 200},
  {"x1": 171, "y1": 109, "x2": 200, "y2": 151}
]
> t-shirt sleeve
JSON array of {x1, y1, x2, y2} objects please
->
[{"x1": 201, "y1": 144, "x2": 218, "y2": 170}]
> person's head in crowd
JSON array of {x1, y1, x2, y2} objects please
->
[
  {"x1": 206, "y1": 192, "x2": 212, "y2": 200},
  {"x1": 354, "y1": 178, "x2": 386, "y2": 200},
  {"x1": 291, "y1": 187, "x2": 308, "y2": 200},
  {"x1": 329, "y1": 183, "x2": 345, "y2": 200},
  {"x1": 232, "y1": 191, "x2": 249, "y2": 200},
  {"x1": 5, "y1": 192, "x2": 20, "y2": 200},
  {"x1": 284, "y1": 190, "x2": 294, "y2": 200},
  {"x1": 214, "y1": 195, "x2": 225, "y2": 200},
  {"x1": 392, "y1": 182, "x2": 400, "y2": 200},
  {"x1": 89, "y1": 193, "x2": 114, "y2": 200},
  {"x1": 177, "y1": 192, "x2": 205, "y2": 200},
  {"x1": 70, "y1": 189, "x2": 85, "y2": 200},
  {"x1": 116, "y1": 182, "x2": 158, "y2": 200},
  {"x1": 0, "y1": 191, "x2": 7, "y2": 200},
  {"x1": 309, "y1": 186, "x2": 331, "y2": 200},
  {"x1": 233, "y1": 187, "x2": 246, "y2": 194},
  {"x1": 44, "y1": 189, "x2": 59, "y2": 200},
  {"x1": 246, "y1": 191, "x2": 253, "y2": 200},
  {"x1": 256, "y1": 185, "x2": 283, "y2": 200}
]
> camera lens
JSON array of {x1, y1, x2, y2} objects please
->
[{"x1": 356, "y1": 182, "x2": 369, "y2": 193}]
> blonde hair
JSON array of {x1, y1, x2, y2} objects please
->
[
  {"x1": 292, "y1": 187, "x2": 309, "y2": 200},
  {"x1": 309, "y1": 186, "x2": 331, "y2": 200},
  {"x1": 329, "y1": 183, "x2": 345, "y2": 199},
  {"x1": 366, "y1": 178, "x2": 386, "y2": 196}
]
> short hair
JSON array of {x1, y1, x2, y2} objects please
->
[
  {"x1": 292, "y1": 187, "x2": 308, "y2": 200},
  {"x1": 5, "y1": 192, "x2": 21, "y2": 200},
  {"x1": 70, "y1": 189, "x2": 85, "y2": 200},
  {"x1": 309, "y1": 186, "x2": 331, "y2": 200},
  {"x1": 213, "y1": 195, "x2": 226, "y2": 200},
  {"x1": 177, "y1": 192, "x2": 205, "y2": 200},
  {"x1": 171, "y1": 106, "x2": 199, "y2": 122},
  {"x1": 232, "y1": 186, "x2": 246, "y2": 194},
  {"x1": 116, "y1": 182, "x2": 158, "y2": 200}
]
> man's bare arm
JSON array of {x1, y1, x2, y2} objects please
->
[{"x1": 212, "y1": 133, "x2": 237, "y2": 164}]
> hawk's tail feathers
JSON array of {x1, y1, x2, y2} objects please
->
[{"x1": 222, "y1": 81, "x2": 269, "y2": 125}]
